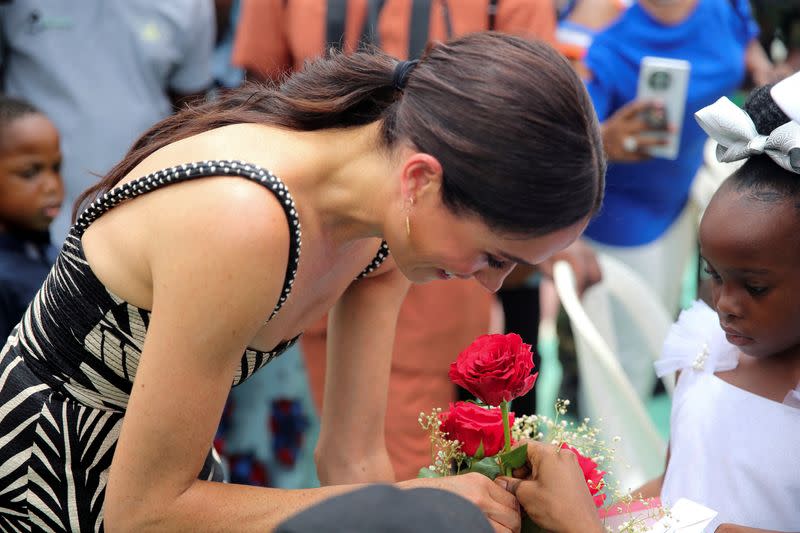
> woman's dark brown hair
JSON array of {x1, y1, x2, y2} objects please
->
[{"x1": 75, "y1": 32, "x2": 605, "y2": 237}]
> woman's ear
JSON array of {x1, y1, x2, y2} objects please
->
[{"x1": 399, "y1": 152, "x2": 443, "y2": 205}]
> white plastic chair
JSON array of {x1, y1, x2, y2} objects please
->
[
  {"x1": 689, "y1": 138, "x2": 744, "y2": 221},
  {"x1": 553, "y1": 255, "x2": 672, "y2": 490}
]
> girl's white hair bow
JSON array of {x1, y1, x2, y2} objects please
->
[{"x1": 694, "y1": 96, "x2": 800, "y2": 174}]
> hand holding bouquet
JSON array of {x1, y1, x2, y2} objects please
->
[
  {"x1": 419, "y1": 333, "x2": 537, "y2": 480},
  {"x1": 418, "y1": 333, "x2": 664, "y2": 533}
]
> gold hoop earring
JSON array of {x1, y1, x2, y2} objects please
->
[{"x1": 405, "y1": 196, "x2": 414, "y2": 237}]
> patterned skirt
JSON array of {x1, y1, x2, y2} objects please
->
[{"x1": 0, "y1": 335, "x2": 223, "y2": 532}]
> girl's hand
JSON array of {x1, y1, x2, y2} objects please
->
[
  {"x1": 401, "y1": 473, "x2": 521, "y2": 533},
  {"x1": 500, "y1": 440, "x2": 603, "y2": 533}
]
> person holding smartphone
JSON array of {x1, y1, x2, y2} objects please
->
[{"x1": 578, "y1": 0, "x2": 778, "y2": 402}]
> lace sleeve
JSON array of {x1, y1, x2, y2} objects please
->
[{"x1": 655, "y1": 300, "x2": 738, "y2": 377}]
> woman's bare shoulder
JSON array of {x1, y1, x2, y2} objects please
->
[
  {"x1": 126, "y1": 123, "x2": 284, "y2": 179},
  {"x1": 120, "y1": 123, "x2": 296, "y2": 243}
]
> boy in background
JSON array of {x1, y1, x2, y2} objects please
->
[{"x1": 0, "y1": 96, "x2": 63, "y2": 340}]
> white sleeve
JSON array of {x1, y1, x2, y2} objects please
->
[
  {"x1": 655, "y1": 300, "x2": 737, "y2": 377},
  {"x1": 169, "y1": 0, "x2": 215, "y2": 93}
]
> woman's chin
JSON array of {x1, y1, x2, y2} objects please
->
[{"x1": 399, "y1": 266, "x2": 441, "y2": 284}]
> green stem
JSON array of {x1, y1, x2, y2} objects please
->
[
  {"x1": 500, "y1": 401, "x2": 511, "y2": 453},
  {"x1": 500, "y1": 401, "x2": 512, "y2": 476}
]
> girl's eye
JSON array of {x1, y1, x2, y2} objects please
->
[
  {"x1": 486, "y1": 255, "x2": 507, "y2": 270},
  {"x1": 745, "y1": 285, "x2": 768, "y2": 296},
  {"x1": 703, "y1": 267, "x2": 721, "y2": 282}
]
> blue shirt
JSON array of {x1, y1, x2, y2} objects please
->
[
  {"x1": 584, "y1": 0, "x2": 759, "y2": 246},
  {"x1": 0, "y1": 231, "x2": 57, "y2": 340}
]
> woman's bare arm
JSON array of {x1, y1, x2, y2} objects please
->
[
  {"x1": 316, "y1": 259, "x2": 410, "y2": 485},
  {"x1": 102, "y1": 180, "x2": 363, "y2": 531}
]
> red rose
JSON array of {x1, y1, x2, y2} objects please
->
[
  {"x1": 439, "y1": 402, "x2": 513, "y2": 457},
  {"x1": 561, "y1": 443, "x2": 607, "y2": 508},
  {"x1": 449, "y1": 333, "x2": 538, "y2": 406}
]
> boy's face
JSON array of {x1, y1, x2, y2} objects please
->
[{"x1": 0, "y1": 113, "x2": 63, "y2": 233}]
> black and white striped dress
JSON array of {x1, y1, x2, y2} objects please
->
[{"x1": 0, "y1": 161, "x2": 388, "y2": 532}]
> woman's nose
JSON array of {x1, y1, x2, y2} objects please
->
[{"x1": 474, "y1": 264, "x2": 515, "y2": 293}]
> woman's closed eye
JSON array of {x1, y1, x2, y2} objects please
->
[{"x1": 486, "y1": 254, "x2": 508, "y2": 270}]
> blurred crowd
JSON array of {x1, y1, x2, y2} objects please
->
[{"x1": 1, "y1": 0, "x2": 798, "y2": 491}]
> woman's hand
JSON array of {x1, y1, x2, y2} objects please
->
[
  {"x1": 401, "y1": 473, "x2": 521, "y2": 533},
  {"x1": 500, "y1": 440, "x2": 603, "y2": 533},
  {"x1": 601, "y1": 99, "x2": 670, "y2": 162}
]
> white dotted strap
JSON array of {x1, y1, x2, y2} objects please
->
[
  {"x1": 73, "y1": 160, "x2": 302, "y2": 322},
  {"x1": 355, "y1": 241, "x2": 390, "y2": 280}
]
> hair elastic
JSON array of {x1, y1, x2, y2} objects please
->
[{"x1": 392, "y1": 59, "x2": 420, "y2": 91}]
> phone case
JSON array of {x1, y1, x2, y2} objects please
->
[{"x1": 636, "y1": 56, "x2": 691, "y2": 160}]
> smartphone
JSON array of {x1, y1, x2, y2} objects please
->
[{"x1": 636, "y1": 56, "x2": 691, "y2": 160}]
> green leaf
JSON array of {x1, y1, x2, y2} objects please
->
[
  {"x1": 464, "y1": 398, "x2": 486, "y2": 407},
  {"x1": 417, "y1": 467, "x2": 441, "y2": 478},
  {"x1": 468, "y1": 457, "x2": 502, "y2": 480},
  {"x1": 473, "y1": 441, "x2": 485, "y2": 461},
  {"x1": 499, "y1": 443, "x2": 528, "y2": 471}
]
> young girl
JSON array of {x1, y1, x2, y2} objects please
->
[
  {"x1": 642, "y1": 85, "x2": 800, "y2": 532},
  {"x1": 0, "y1": 96, "x2": 63, "y2": 340}
]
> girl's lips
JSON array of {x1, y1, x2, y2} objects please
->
[
  {"x1": 721, "y1": 326, "x2": 753, "y2": 346},
  {"x1": 438, "y1": 269, "x2": 454, "y2": 280},
  {"x1": 725, "y1": 333, "x2": 754, "y2": 346}
]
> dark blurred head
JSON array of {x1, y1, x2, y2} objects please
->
[{"x1": 0, "y1": 95, "x2": 63, "y2": 233}]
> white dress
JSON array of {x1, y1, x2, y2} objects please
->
[{"x1": 655, "y1": 301, "x2": 800, "y2": 531}]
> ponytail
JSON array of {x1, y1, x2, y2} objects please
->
[
  {"x1": 73, "y1": 47, "x2": 402, "y2": 220},
  {"x1": 76, "y1": 33, "x2": 605, "y2": 239}
]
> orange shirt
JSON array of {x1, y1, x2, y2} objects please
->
[
  {"x1": 233, "y1": 0, "x2": 556, "y2": 76},
  {"x1": 301, "y1": 281, "x2": 494, "y2": 480},
  {"x1": 232, "y1": 0, "x2": 556, "y2": 481}
]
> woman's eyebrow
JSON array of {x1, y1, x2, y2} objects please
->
[{"x1": 498, "y1": 252, "x2": 534, "y2": 267}]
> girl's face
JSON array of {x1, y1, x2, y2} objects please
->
[
  {"x1": 699, "y1": 189, "x2": 800, "y2": 359},
  {"x1": 0, "y1": 113, "x2": 63, "y2": 233}
]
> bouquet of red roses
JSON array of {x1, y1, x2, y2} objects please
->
[
  {"x1": 418, "y1": 333, "x2": 613, "y2": 531},
  {"x1": 418, "y1": 333, "x2": 536, "y2": 479}
]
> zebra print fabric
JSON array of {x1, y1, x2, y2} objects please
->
[{"x1": 0, "y1": 162, "x2": 305, "y2": 531}]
